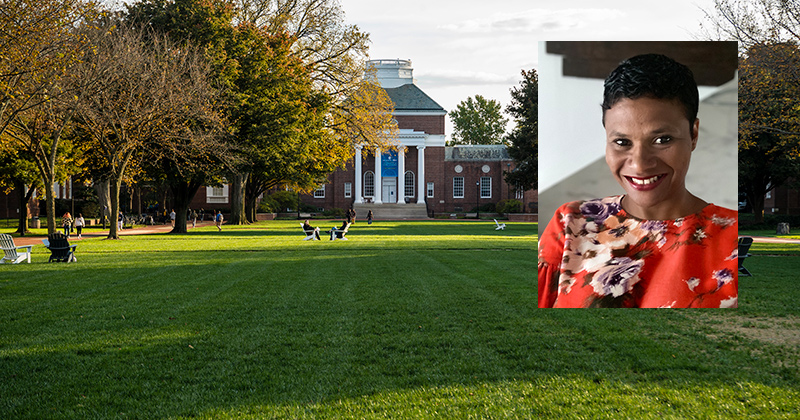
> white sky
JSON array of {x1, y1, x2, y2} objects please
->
[{"x1": 339, "y1": 0, "x2": 717, "y2": 140}]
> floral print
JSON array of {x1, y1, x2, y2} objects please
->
[{"x1": 538, "y1": 196, "x2": 739, "y2": 308}]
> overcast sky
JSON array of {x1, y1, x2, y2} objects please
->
[{"x1": 339, "y1": 0, "x2": 718, "y2": 139}]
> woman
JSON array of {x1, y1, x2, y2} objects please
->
[
  {"x1": 62, "y1": 212, "x2": 72, "y2": 237},
  {"x1": 538, "y1": 54, "x2": 738, "y2": 308},
  {"x1": 74, "y1": 213, "x2": 85, "y2": 239}
]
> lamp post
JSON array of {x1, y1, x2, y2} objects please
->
[
  {"x1": 476, "y1": 180, "x2": 480, "y2": 219},
  {"x1": 506, "y1": 163, "x2": 511, "y2": 200}
]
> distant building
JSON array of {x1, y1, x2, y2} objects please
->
[{"x1": 295, "y1": 59, "x2": 536, "y2": 218}]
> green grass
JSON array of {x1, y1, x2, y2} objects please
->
[{"x1": 2, "y1": 221, "x2": 799, "y2": 419}]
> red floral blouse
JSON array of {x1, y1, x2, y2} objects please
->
[{"x1": 538, "y1": 196, "x2": 738, "y2": 308}]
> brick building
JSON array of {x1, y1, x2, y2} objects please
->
[{"x1": 295, "y1": 59, "x2": 535, "y2": 219}]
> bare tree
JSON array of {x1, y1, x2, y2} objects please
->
[
  {"x1": 74, "y1": 22, "x2": 227, "y2": 238},
  {"x1": 698, "y1": 0, "x2": 800, "y2": 48}
]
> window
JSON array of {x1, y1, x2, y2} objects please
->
[
  {"x1": 481, "y1": 177, "x2": 492, "y2": 198},
  {"x1": 427, "y1": 182, "x2": 434, "y2": 198},
  {"x1": 515, "y1": 184, "x2": 524, "y2": 200},
  {"x1": 314, "y1": 185, "x2": 325, "y2": 198},
  {"x1": 766, "y1": 190, "x2": 772, "y2": 199},
  {"x1": 344, "y1": 182, "x2": 352, "y2": 198},
  {"x1": 364, "y1": 171, "x2": 375, "y2": 197},
  {"x1": 207, "y1": 185, "x2": 229, "y2": 204},
  {"x1": 453, "y1": 177, "x2": 464, "y2": 198},
  {"x1": 404, "y1": 171, "x2": 415, "y2": 198}
]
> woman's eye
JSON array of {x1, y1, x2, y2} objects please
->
[{"x1": 654, "y1": 136, "x2": 672, "y2": 144}]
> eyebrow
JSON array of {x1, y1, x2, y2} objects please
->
[{"x1": 607, "y1": 127, "x2": 680, "y2": 138}]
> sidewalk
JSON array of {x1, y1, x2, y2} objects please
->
[
  {"x1": 12, "y1": 221, "x2": 216, "y2": 247},
  {"x1": 751, "y1": 236, "x2": 800, "y2": 244}
]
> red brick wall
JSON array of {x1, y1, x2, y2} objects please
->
[{"x1": 395, "y1": 115, "x2": 445, "y2": 135}]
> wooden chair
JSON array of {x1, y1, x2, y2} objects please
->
[
  {"x1": 0, "y1": 233, "x2": 32, "y2": 264},
  {"x1": 300, "y1": 223, "x2": 320, "y2": 241},
  {"x1": 738, "y1": 236, "x2": 753, "y2": 277},
  {"x1": 44, "y1": 232, "x2": 77, "y2": 262}
]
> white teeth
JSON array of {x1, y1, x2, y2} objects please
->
[{"x1": 630, "y1": 175, "x2": 660, "y2": 185}]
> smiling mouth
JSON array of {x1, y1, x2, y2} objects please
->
[{"x1": 627, "y1": 175, "x2": 664, "y2": 185}]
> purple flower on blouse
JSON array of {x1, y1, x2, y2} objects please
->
[
  {"x1": 580, "y1": 199, "x2": 621, "y2": 225},
  {"x1": 591, "y1": 257, "x2": 644, "y2": 297},
  {"x1": 713, "y1": 268, "x2": 734, "y2": 290},
  {"x1": 641, "y1": 220, "x2": 667, "y2": 233}
]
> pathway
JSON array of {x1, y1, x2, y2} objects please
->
[{"x1": 11, "y1": 221, "x2": 216, "y2": 247}]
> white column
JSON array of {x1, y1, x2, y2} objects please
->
[
  {"x1": 354, "y1": 146, "x2": 363, "y2": 204},
  {"x1": 374, "y1": 147, "x2": 383, "y2": 204},
  {"x1": 397, "y1": 146, "x2": 406, "y2": 204},
  {"x1": 417, "y1": 146, "x2": 426, "y2": 204}
]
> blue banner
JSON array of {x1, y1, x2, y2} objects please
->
[{"x1": 382, "y1": 150, "x2": 398, "y2": 177}]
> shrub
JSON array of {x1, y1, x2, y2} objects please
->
[
  {"x1": 322, "y1": 208, "x2": 346, "y2": 218},
  {"x1": 80, "y1": 202, "x2": 101, "y2": 218},
  {"x1": 496, "y1": 199, "x2": 523, "y2": 214}
]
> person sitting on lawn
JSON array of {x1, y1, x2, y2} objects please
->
[{"x1": 302, "y1": 220, "x2": 321, "y2": 240}]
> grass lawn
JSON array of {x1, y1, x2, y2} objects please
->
[{"x1": 1, "y1": 220, "x2": 799, "y2": 419}]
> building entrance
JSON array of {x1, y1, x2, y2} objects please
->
[{"x1": 382, "y1": 178, "x2": 397, "y2": 203}]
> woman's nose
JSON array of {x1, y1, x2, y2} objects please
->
[{"x1": 628, "y1": 145, "x2": 657, "y2": 171}]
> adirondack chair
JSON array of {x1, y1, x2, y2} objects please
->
[
  {"x1": 738, "y1": 236, "x2": 753, "y2": 277},
  {"x1": 0, "y1": 233, "x2": 32, "y2": 264},
  {"x1": 327, "y1": 222, "x2": 351, "y2": 240},
  {"x1": 300, "y1": 223, "x2": 320, "y2": 241},
  {"x1": 45, "y1": 232, "x2": 77, "y2": 263},
  {"x1": 493, "y1": 219, "x2": 506, "y2": 230}
]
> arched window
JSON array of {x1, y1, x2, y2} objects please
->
[
  {"x1": 404, "y1": 171, "x2": 415, "y2": 198},
  {"x1": 364, "y1": 171, "x2": 375, "y2": 197}
]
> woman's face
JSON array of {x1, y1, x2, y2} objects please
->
[{"x1": 604, "y1": 96, "x2": 699, "y2": 219}]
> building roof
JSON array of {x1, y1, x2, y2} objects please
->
[
  {"x1": 445, "y1": 145, "x2": 510, "y2": 161},
  {"x1": 384, "y1": 84, "x2": 445, "y2": 112}
]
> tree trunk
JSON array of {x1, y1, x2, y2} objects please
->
[
  {"x1": 108, "y1": 178, "x2": 123, "y2": 239},
  {"x1": 245, "y1": 177, "x2": 269, "y2": 223},
  {"x1": 93, "y1": 178, "x2": 111, "y2": 228},
  {"x1": 245, "y1": 194, "x2": 257, "y2": 223},
  {"x1": 168, "y1": 175, "x2": 204, "y2": 234},
  {"x1": 45, "y1": 179, "x2": 56, "y2": 235},
  {"x1": 14, "y1": 180, "x2": 33, "y2": 236},
  {"x1": 229, "y1": 172, "x2": 248, "y2": 225}
]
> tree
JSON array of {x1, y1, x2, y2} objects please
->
[
  {"x1": 75, "y1": 22, "x2": 226, "y2": 238},
  {"x1": 738, "y1": 42, "x2": 800, "y2": 223},
  {"x1": 4, "y1": 96, "x2": 84, "y2": 234},
  {"x1": 126, "y1": 0, "x2": 396, "y2": 225},
  {"x1": 448, "y1": 95, "x2": 508, "y2": 145},
  {"x1": 0, "y1": 0, "x2": 96, "y2": 136},
  {"x1": 504, "y1": 69, "x2": 537, "y2": 192},
  {"x1": 0, "y1": 141, "x2": 41, "y2": 235},
  {"x1": 699, "y1": 0, "x2": 800, "y2": 49}
]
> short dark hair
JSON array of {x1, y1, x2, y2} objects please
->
[{"x1": 602, "y1": 53, "x2": 699, "y2": 130}]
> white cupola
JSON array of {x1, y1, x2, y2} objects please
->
[{"x1": 368, "y1": 59, "x2": 415, "y2": 88}]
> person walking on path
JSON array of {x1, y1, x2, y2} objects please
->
[
  {"x1": 215, "y1": 210, "x2": 223, "y2": 231},
  {"x1": 170, "y1": 209, "x2": 176, "y2": 227},
  {"x1": 367, "y1": 210, "x2": 373, "y2": 225},
  {"x1": 347, "y1": 208, "x2": 356, "y2": 224},
  {"x1": 191, "y1": 209, "x2": 198, "y2": 228},
  {"x1": 62, "y1": 212, "x2": 73, "y2": 237},
  {"x1": 118, "y1": 211, "x2": 124, "y2": 231},
  {"x1": 74, "y1": 213, "x2": 85, "y2": 239}
]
